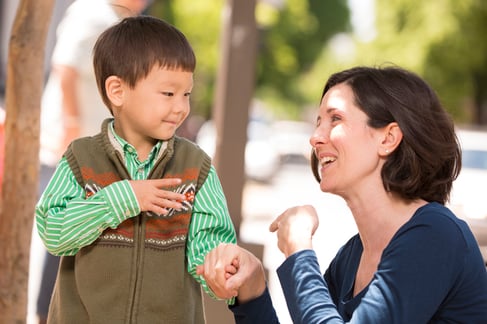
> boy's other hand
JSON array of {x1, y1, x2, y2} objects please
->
[{"x1": 197, "y1": 243, "x2": 266, "y2": 302}]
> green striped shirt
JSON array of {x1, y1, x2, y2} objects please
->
[{"x1": 35, "y1": 122, "x2": 236, "y2": 300}]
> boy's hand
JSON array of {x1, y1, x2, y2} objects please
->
[
  {"x1": 197, "y1": 243, "x2": 266, "y2": 302},
  {"x1": 129, "y1": 178, "x2": 186, "y2": 215}
]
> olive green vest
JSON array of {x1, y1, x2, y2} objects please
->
[{"x1": 48, "y1": 119, "x2": 211, "y2": 324}]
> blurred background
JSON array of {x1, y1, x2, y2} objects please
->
[
  {"x1": 1, "y1": 0, "x2": 486, "y2": 323},
  {"x1": 2, "y1": 0, "x2": 487, "y2": 125}
]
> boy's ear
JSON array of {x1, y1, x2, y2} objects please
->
[
  {"x1": 379, "y1": 122, "x2": 403, "y2": 157},
  {"x1": 105, "y1": 76, "x2": 123, "y2": 107}
]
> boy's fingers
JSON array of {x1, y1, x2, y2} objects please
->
[
  {"x1": 153, "y1": 178, "x2": 182, "y2": 188},
  {"x1": 196, "y1": 265, "x2": 204, "y2": 275},
  {"x1": 224, "y1": 264, "x2": 238, "y2": 274}
]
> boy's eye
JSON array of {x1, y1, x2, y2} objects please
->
[
  {"x1": 184, "y1": 92, "x2": 192, "y2": 97},
  {"x1": 162, "y1": 92, "x2": 174, "y2": 97}
]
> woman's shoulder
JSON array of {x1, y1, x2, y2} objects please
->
[
  {"x1": 396, "y1": 202, "x2": 481, "y2": 260},
  {"x1": 409, "y1": 202, "x2": 472, "y2": 238}
]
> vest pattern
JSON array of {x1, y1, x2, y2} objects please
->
[{"x1": 80, "y1": 165, "x2": 198, "y2": 250}]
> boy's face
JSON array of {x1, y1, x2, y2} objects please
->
[{"x1": 115, "y1": 66, "x2": 193, "y2": 145}]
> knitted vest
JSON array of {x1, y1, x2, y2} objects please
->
[{"x1": 48, "y1": 120, "x2": 211, "y2": 324}]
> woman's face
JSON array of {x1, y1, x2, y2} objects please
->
[{"x1": 310, "y1": 83, "x2": 385, "y2": 197}]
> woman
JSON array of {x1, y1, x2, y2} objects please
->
[{"x1": 197, "y1": 66, "x2": 487, "y2": 323}]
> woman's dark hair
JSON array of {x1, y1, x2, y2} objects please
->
[
  {"x1": 93, "y1": 15, "x2": 196, "y2": 113},
  {"x1": 311, "y1": 66, "x2": 461, "y2": 204}
]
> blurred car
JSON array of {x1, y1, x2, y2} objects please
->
[
  {"x1": 196, "y1": 119, "x2": 281, "y2": 183},
  {"x1": 270, "y1": 120, "x2": 314, "y2": 163},
  {"x1": 448, "y1": 128, "x2": 487, "y2": 264}
]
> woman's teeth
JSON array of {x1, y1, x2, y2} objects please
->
[{"x1": 320, "y1": 156, "x2": 336, "y2": 166}]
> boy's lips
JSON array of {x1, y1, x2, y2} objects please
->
[{"x1": 163, "y1": 120, "x2": 179, "y2": 126}]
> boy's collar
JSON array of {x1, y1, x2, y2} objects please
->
[{"x1": 108, "y1": 120, "x2": 166, "y2": 160}]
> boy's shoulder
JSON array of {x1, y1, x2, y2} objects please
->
[
  {"x1": 67, "y1": 133, "x2": 105, "y2": 155},
  {"x1": 173, "y1": 136, "x2": 210, "y2": 158}
]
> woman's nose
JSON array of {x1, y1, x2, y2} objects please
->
[{"x1": 310, "y1": 128, "x2": 329, "y2": 147}]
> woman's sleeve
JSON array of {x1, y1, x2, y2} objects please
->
[
  {"x1": 278, "y1": 250, "x2": 344, "y2": 324},
  {"x1": 229, "y1": 286, "x2": 280, "y2": 324}
]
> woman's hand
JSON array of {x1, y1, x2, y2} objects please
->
[{"x1": 269, "y1": 205, "x2": 319, "y2": 258}]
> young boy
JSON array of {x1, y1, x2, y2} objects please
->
[{"x1": 35, "y1": 15, "x2": 237, "y2": 323}]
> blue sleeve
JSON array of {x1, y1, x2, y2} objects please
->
[
  {"x1": 278, "y1": 250, "x2": 343, "y2": 324},
  {"x1": 229, "y1": 286, "x2": 279, "y2": 324}
]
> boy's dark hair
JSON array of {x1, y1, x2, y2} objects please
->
[
  {"x1": 93, "y1": 15, "x2": 196, "y2": 112},
  {"x1": 311, "y1": 66, "x2": 461, "y2": 205}
]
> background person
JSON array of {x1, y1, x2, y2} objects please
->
[{"x1": 198, "y1": 66, "x2": 487, "y2": 323}]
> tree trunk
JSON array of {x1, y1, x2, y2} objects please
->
[
  {"x1": 204, "y1": 1, "x2": 259, "y2": 323},
  {"x1": 212, "y1": 0, "x2": 257, "y2": 237},
  {"x1": 473, "y1": 72, "x2": 487, "y2": 125},
  {"x1": 0, "y1": 0, "x2": 54, "y2": 322}
]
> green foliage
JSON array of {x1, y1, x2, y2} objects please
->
[
  {"x1": 324, "y1": 0, "x2": 487, "y2": 124},
  {"x1": 255, "y1": 0, "x2": 350, "y2": 118},
  {"x1": 423, "y1": 0, "x2": 487, "y2": 123},
  {"x1": 369, "y1": 0, "x2": 474, "y2": 120}
]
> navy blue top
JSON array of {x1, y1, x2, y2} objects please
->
[{"x1": 230, "y1": 202, "x2": 487, "y2": 323}]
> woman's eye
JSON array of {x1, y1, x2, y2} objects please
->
[
  {"x1": 315, "y1": 116, "x2": 321, "y2": 128},
  {"x1": 331, "y1": 115, "x2": 341, "y2": 123}
]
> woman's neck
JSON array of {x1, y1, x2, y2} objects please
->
[{"x1": 347, "y1": 193, "x2": 426, "y2": 253}]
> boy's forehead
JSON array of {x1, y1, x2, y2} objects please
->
[{"x1": 142, "y1": 66, "x2": 194, "y2": 84}]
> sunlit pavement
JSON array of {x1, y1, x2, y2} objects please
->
[
  {"x1": 27, "y1": 161, "x2": 358, "y2": 324},
  {"x1": 240, "y1": 161, "x2": 357, "y2": 324},
  {"x1": 28, "y1": 224, "x2": 47, "y2": 323}
]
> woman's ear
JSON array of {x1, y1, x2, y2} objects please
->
[
  {"x1": 380, "y1": 122, "x2": 403, "y2": 156},
  {"x1": 105, "y1": 76, "x2": 123, "y2": 108}
]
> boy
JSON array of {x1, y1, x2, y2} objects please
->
[
  {"x1": 35, "y1": 2, "x2": 150, "y2": 322},
  {"x1": 36, "y1": 15, "x2": 237, "y2": 323}
]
